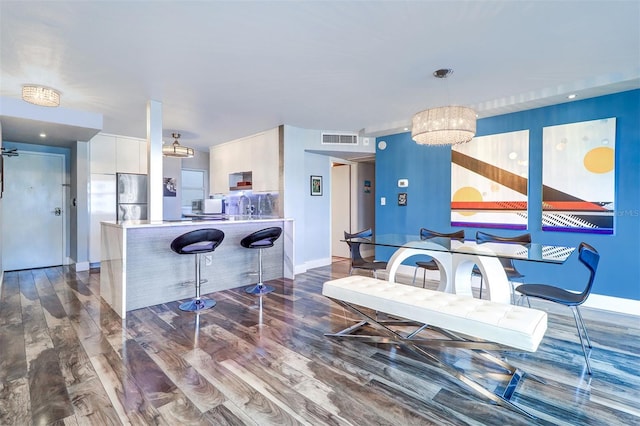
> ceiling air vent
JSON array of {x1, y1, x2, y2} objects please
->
[{"x1": 321, "y1": 132, "x2": 358, "y2": 145}]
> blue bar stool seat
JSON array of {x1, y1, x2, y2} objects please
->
[
  {"x1": 171, "y1": 228, "x2": 225, "y2": 312},
  {"x1": 241, "y1": 227, "x2": 282, "y2": 295}
]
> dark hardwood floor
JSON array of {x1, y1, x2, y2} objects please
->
[{"x1": 1, "y1": 259, "x2": 639, "y2": 425}]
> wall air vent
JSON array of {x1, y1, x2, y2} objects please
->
[{"x1": 321, "y1": 132, "x2": 358, "y2": 145}]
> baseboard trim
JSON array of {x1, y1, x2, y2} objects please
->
[
  {"x1": 295, "y1": 257, "x2": 333, "y2": 276},
  {"x1": 583, "y1": 294, "x2": 640, "y2": 317},
  {"x1": 75, "y1": 261, "x2": 90, "y2": 272}
]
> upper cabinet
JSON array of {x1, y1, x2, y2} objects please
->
[
  {"x1": 89, "y1": 134, "x2": 117, "y2": 174},
  {"x1": 139, "y1": 139, "x2": 148, "y2": 174},
  {"x1": 90, "y1": 133, "x2": 148, "y2": 175},
  {"x1": 209, "y1": 127, "x2": 281, "y2": 194},
  {"x1": 250, "y1": 131, "x2": 280, "y2": 192},
  {"x1": 116, "y1": 136, "x2": 147, "y2": 174}
]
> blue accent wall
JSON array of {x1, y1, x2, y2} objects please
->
[{"x1": 375, "y1": 89, "x2": 640, "y2": 300}]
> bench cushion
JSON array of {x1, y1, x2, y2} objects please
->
[{"x1": 323, "y1": 275, "x2": 547, "y2": 352}]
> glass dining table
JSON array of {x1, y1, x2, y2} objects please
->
[{"x1": 345, "y1": 233, "x2": 576, "y2": 304}]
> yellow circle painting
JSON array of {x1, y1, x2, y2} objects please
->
[
  {"x1": 584, "y1": 146, "x2": 614, "y2": 174},
  {"x1": 453, "y1": 186, "x2": 483, "y2": 216}
]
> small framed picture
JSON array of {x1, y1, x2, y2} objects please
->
[
  {"x1": 163, "y1": 177, "x2": 177, "y2": 197},
  {"x1": 310, "y1": 175, "x2": 323, "y2": 196},
  {"x1": 398, "y1": 192, "x2": 407, "y2": 206}
]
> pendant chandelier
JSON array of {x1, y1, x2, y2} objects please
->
[
  {"x1": 411, "y1": 69, "x2": 476, "y2": 146},
  {"x1": 162, "y1": 132, "x2": 194, "y2": 158}
]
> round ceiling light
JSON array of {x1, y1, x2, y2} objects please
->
[{"x1": 22, "y1": 85, "x2": 61, "y2": 107}]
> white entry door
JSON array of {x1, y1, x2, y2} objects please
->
[{"x1": 2, "y1": 151, "x2": 65, "y2": 271}]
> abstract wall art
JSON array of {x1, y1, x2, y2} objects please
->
[
  {"x1": 542, "y1": 118, "x2": 615, "y2": 234},
  {"x1": 451, "y1": 130, "x2": 529, "y2": 230}
]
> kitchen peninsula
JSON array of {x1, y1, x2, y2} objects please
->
[{"x1": 100, "y1": 216, "x2": 294, "y2": 318}]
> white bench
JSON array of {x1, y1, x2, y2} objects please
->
[{"x1": 322, "y1": 275, "x2": 548, "y2": 418}]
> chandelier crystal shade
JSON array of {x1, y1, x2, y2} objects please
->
[
  {"x1": 411, "y1": 105, "x2": 477, "y2": 145},
  {"x1": 162, "y1": 133, "x2": 194, "y2": 158},
  {"x1": 22, "y1": 85, "x2": 60, "y2": 107}
]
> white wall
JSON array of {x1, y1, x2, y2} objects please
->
[
  {"x1": 161, "y1": 150, "x2": 210, "y2": 220},
  {"x1": 162, "y1": 156, "x2": 183, "y2": 220},
  {"x1": 283, "y1": 125, "x2": 310, "y2": 273},
  {"x1": 304, "y1": 152, "x2": 332, "y2": 265},
  {"x1": 352, "y1": 162, "x2": 376, "y2": 233},
  {"x1": 71, "y1": 140, "x2": 90, "y2": 269},
  {"x1": 0, "y1": 121, "x2": 3, "y2": 282}
]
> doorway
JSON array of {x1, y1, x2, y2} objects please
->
[
  {"x1": 330, "y1": 160, "x2": 377, "y2": 260},
  {"x1": 331, "y1": 163, "x2": 351, "y2": 258},
  {"x1": 2, "y1": 151, "x2": 65, "y2": 271}
]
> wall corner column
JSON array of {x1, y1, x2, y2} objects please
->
[{"x1": 147, "y1": 100, "x2": 163, "y2": 221}]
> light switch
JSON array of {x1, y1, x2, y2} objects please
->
[{"x1": 380, "y1": 197, "x2": 386, "y2": 206}]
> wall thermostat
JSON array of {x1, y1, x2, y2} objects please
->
[{"x1": 398, "y1": 178, "x2": 409, "y2": 187}]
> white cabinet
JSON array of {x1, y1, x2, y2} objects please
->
[
  {"x1": 209, "y1": 127, "x2": 280, "y2": 193},
  {"x1": 251, "y1": 134, "x2": 280, "y2": 192},
  {"x1": 139, "y1": 139, "x2": 148, "y2": 174},
  {"x1": 89, "y1": 133, "x2": 147, "y2": 264},
  {"x1": 116, "y1": 136, "x2": 147, "y2": 174},
  {"x1": 210, "y1": 144, "x2": 230, "y2": 194},
  {"x1": 90, "y1": 134, "x2": 116, "y2": 174},
  {"x1": 90, "y1": 133, "x2": 147, "y2": 175},
  {"x1": 89, "y1": 173, "x2": 116, "y2": 263}
]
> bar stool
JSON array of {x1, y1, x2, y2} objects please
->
[
  {"x1": 241, "y1": 227, "x2": 282, "y2": 295},
  {"x1": 171, "y1": 228, "x2": 225, "y2": 312}
]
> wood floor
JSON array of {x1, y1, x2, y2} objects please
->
[{"x1": 1, "y1": 259, "x2": 639, "y2": 425}]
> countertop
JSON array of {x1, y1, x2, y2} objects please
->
[{"x1": 102, "y1": 215, "x2": 291, "y2": 229}]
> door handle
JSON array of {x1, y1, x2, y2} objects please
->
[{"x1": 54, "y1": 207, "x2": 62, "y2": 216}]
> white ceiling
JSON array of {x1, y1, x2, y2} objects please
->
[{"x1": 1, "y1": 1, "x2": 639, "y2": 152}]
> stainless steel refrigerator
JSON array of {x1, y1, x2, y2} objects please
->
[{"x1": 117, "y1": 173, "x2": 148, "y2": 221}]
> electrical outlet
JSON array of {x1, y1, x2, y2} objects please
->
[
  {"x1": 380, "y1": 197, "x2": 386, "y2": 206},
  {"x1": 204, "y1": 254, "x2": 212, "y2": 266}
]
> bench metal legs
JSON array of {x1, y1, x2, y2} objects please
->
[{"x1": 325, "y1": 298, "x2": 542, "y2": 419}]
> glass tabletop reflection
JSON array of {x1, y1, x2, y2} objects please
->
[{"x1": 344, "y1": 233, "x2": 576, "y2": 264}]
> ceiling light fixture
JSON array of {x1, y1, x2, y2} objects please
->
[
  {"x1": 22, "y1": 85, "x2": 61, "y2": 107},
  {"x1": 162, "y1": 132, "x2": 194, "y2": 158},
  {"x1": 411, "y1": 69, "x2": 476, "y2": 146}
]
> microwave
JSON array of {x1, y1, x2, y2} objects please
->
[
  {"x1": 191, "y1": 199, "x2": 203, "y2": 213},
  {"x1": 203, "y1": 198, "x2": 224, "y2": 214}
]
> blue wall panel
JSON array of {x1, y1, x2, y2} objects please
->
[{"x1": 375, "y1": 89, "x2": 640, "y2": 300}]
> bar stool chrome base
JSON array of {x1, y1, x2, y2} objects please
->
[
  {"x1": 240, "y1": 227, "x2": 282, "y2": 297},
  {"x1": 170, "y1": 228, "x2": 225, "y2": 314},
  {"x1": 245, "y1": 283, "x2": 274, "y2": 295},
  {"x1": 179, "y1": 297, "x2": 216, "y2": 312}
]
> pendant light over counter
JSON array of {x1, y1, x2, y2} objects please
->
[{"x1": 162, "y1": 132, "x2": 194, "y2": 158}]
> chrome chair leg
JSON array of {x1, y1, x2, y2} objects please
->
[
  {"x1": 575, "y1": 306, "x2": 593, "y2": 348},
  {"x1": 571, "y1": 306, "x2": 593, "y2": 375}
]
